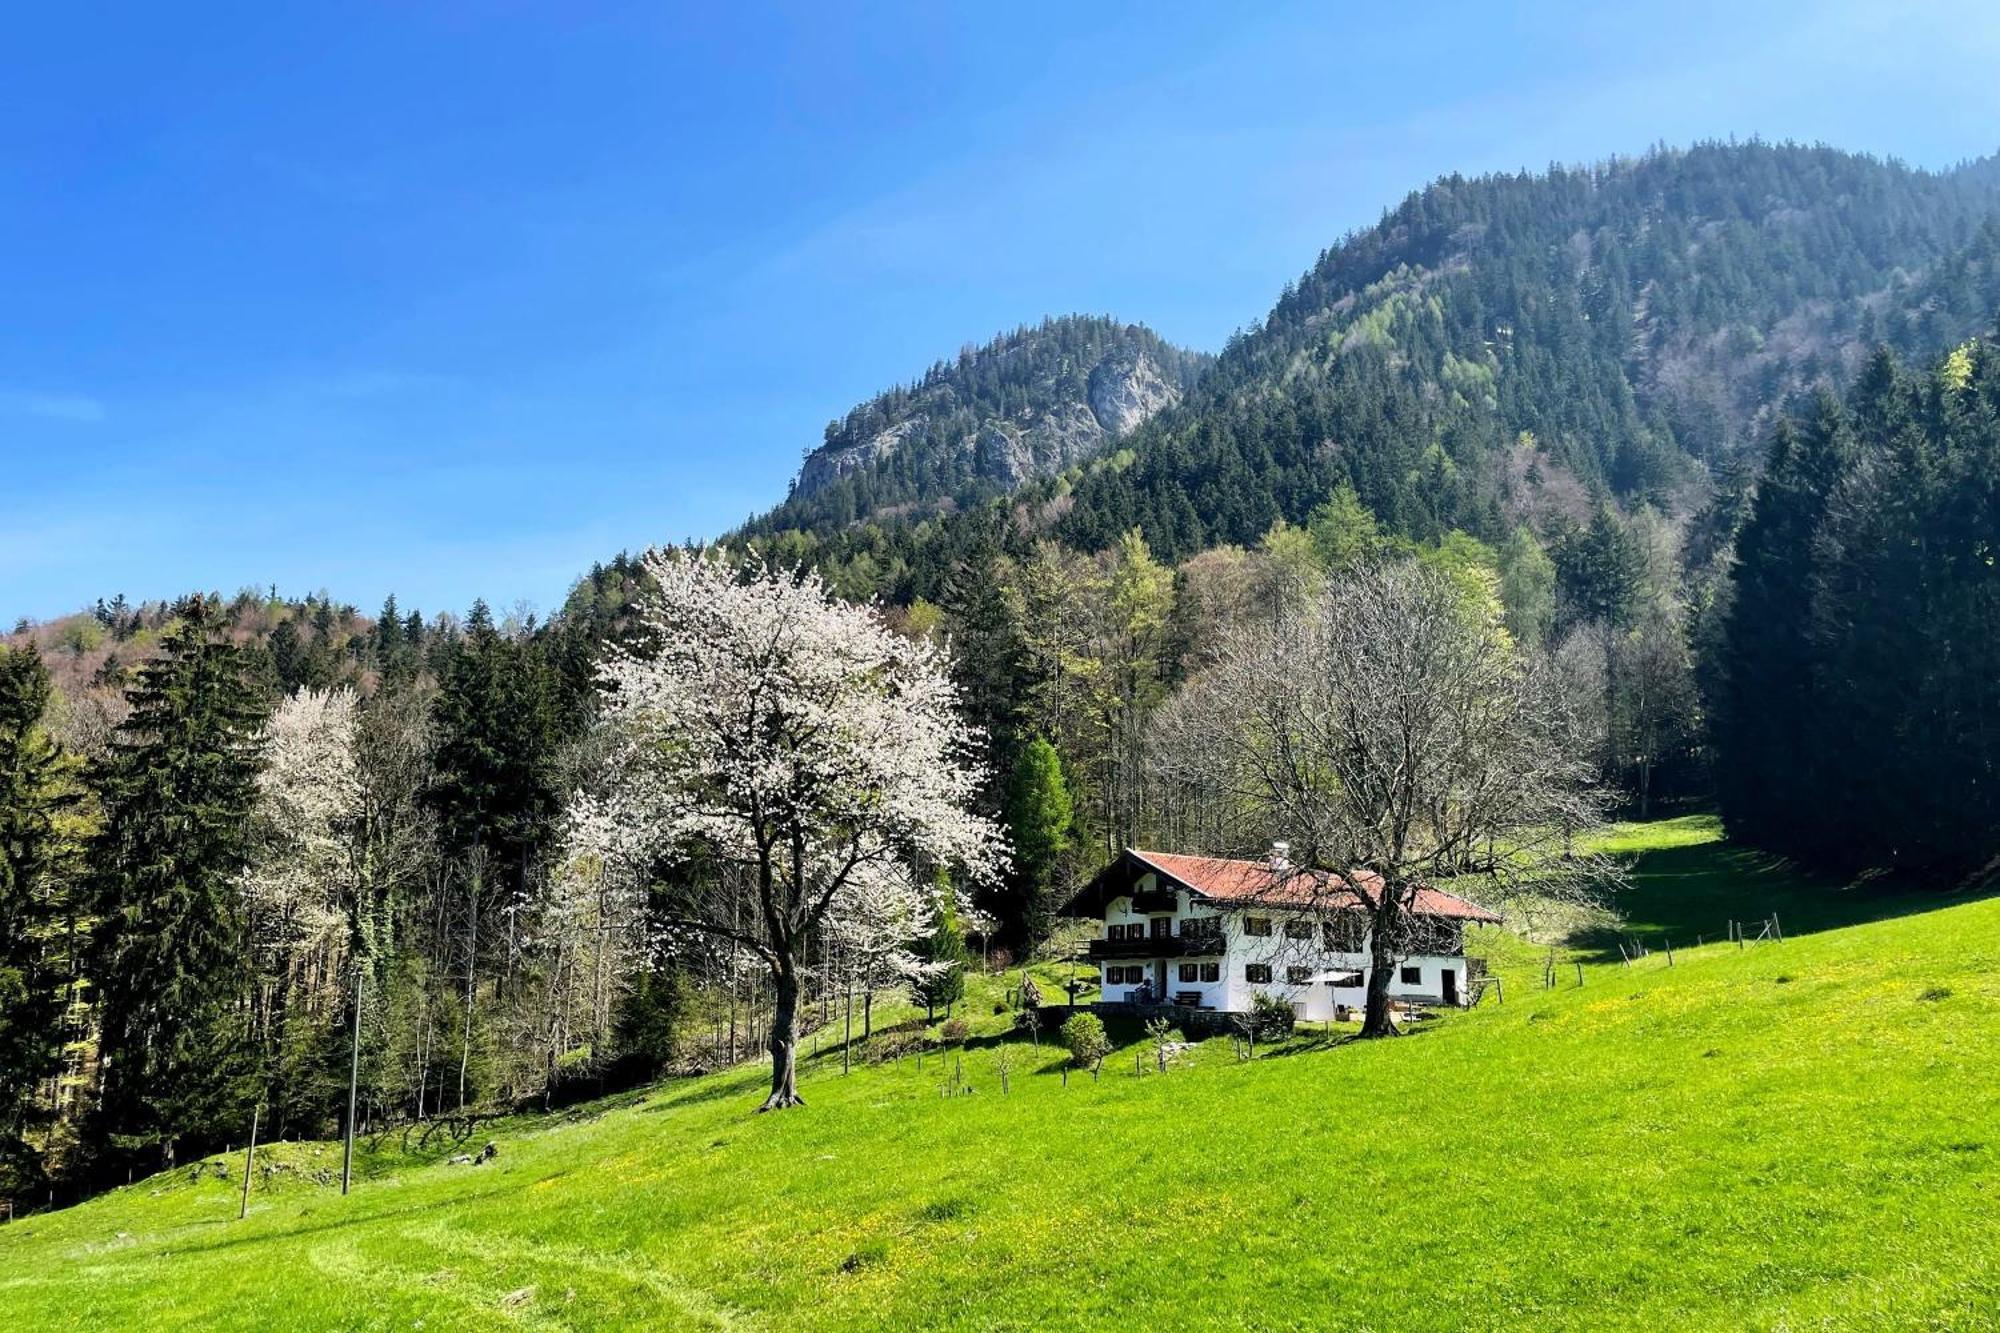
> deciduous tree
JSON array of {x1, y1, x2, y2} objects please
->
[
  {"x1": 569, "y1": 552, "x2": 1002, "y2": 1110},
  {"x1": 1152, "y1": 563, "x2": 1612, "y2": 1037}
]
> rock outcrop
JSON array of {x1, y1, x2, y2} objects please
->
[{"x1": 772, "y1": 317, "x2": 1207, "y2": 524}]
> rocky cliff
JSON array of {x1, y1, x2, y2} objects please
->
[{"x1": 757, "y1": 315, "x2": 1207, "y2": 532}]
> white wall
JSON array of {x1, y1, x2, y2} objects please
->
[{"x1": 1096, "y1": 876, "x2": 1473, "y2": 1016}]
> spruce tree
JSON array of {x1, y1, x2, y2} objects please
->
[
  {"x1": 940, "y1": 543, "x2": 1029, "y2": 801},
  {"x1": 1002, "y1": 737, "x2": 1073, "y2": 950},
  {"x1": 428, "y1": 601, "x2": 560, "y2": 895},
  {"x1": 374, "y1": 594, "x2": 405, "y2": 679},
  {"x1": 910, "y1": 875, "x2": 971, "y2": 1020},
  {"x1": 1717, "y1": 392, "x2": 1856, "y2": 852},
  {"x1": 0, "y1": 645, "x2": 78, "y2": 1196},
  {"x1": 89, "y1": 594, "x2": 268, "y2": 1172}
]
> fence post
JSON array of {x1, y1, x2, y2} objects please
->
[
  {"x1": 1666, "y1": 940, "x2": 1674, "y2": 967},
  {"x1": 341, "y1": 960, "x2": 362, "y2": 1197},
  {"x1": 239, "y1": 1104, "x2": 260, "y2": 1220},
  {"x1": 1772, "y1": 914, "x2": 1784, "y2": 943},
  {"x1": 1574, "y1": 962, "x2": 1584, "y2": 988}
]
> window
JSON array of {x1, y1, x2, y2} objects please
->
[
  {"x1": 1245, "y1": 964, "x2": 1273, "y2": 985},
  {"x1": 1323, "y1": 914, "x2": 1367, "y2": 952},
  {"x1": 1287, "y1": 966, "x2": 1312, "y2": 984},
  {"x1": 1244, "y1": 917, "x2": 1273, "y2": 937},
  {"x1": 1400, "y1": 965, "x2": 1422, "y2": 985},
  {"x1": 1179, "y1": 963, "x2": 1200, "y2": 983},
  {"x1": 1284, "y1": 919, "x2": 1313, "y2": 940},
  {"x1": 1180, "y1": 917, "x2": 1223, "y2": 951},
  {"x1": 1200, "y1": 963, "x2": 1220, "y2": 983},
  {"x1": 1150, "y1": 917, "x2": 1173, "y2": 939},
  {"x1": 1403, "y1": 916, "x2": 1467, "y2": 955}
]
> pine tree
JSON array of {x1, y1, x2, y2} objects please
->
[
  {"x1": 0, "y1": 645, "x2": 79, "y2": 1196},
  {"x1": 89, "y1": 594, "x2": 268, "y2": 1172}
]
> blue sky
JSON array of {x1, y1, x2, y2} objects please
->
[{"x1": 6, "y1": 1, "x2": 2000, "y2": 624}]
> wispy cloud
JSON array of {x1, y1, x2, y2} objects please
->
[{"x1": 0, "y1": 389, "x2": 106, "y2": 423}]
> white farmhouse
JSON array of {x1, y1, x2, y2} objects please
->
[{"x1": 1068, "y1": 845, "x2": 1501, "y2": 1021}]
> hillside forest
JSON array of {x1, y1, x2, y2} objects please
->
[{"x1": 3, "y1": 141, "x2": 1999, "y2": 1208}]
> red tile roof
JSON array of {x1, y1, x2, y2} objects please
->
[{"x1": 1126, "y1": 849, "x2": 1502, "y2": 924}]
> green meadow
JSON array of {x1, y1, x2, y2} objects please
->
[{"x1": 5, "y1": 817, "x2": 1997, "y2": 1329}]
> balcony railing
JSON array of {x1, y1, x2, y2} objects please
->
[
  {"x1": 1130, "y1": 888, "x2": 1178, "y2": 913},
  {"x1": 1086, "y1": 936, "x2": 1187, "y2": 961}
]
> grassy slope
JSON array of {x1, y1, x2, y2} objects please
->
[{"x1": 6, "y1": 818, "x2": 1998, "y2": 1330}]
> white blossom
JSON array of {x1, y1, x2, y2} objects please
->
[
  {"x1": 241, "y1": 687, "x2": 363, "y2": 1005},
  {"x1": 566, "y1": 549, "x2": 1003, "y2": 1108}
]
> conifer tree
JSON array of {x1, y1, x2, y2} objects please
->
[
  {"x1": 1717, "y1": 393, "x2": 1856, "y2": 851},
  {"x1": 0, "y1": 645, "x2": 79, "y2": 1195},
  {"x1": 90, "y1": 594, "x2": 268, "y2": 1171},
  {"x1": 1001, "y1": 736, "x2": 1073, "y2": 949},
  {"x1": 910, "y1": 875, "x2": 970, "y2": 1020},
  {"x1": 428, "y1": 601, "x2": 560, "y2": 886}
]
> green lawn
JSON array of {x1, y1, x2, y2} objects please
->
[{"x1": 6, "y1": 818, "x2": 1999, "y2": 1329}]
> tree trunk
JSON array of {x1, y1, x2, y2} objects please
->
[
  {"x1": 1359, "y1": 905, "x2": 1401, "y2": 1038},
  {"x1": 760, "y1": 963, "x2": 805, "y2": 1111}
]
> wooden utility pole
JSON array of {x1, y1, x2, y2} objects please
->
[
  {"x1": 342, "y1": 960, "x2": 363, "y2": 1196},
  {"x1": 239, "y1": 1105, "x2": 260, "y2": 1220},
  {"x1": 458, "y1": 864, "x2": 479, "y2": 1109}
]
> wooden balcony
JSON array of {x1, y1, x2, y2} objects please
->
[
  {"x1": 1087, "y1": 936, "x2": 1187, "y2": 961},
  {"x1": 1130, "y1": 888, "x2": 1179, "y2": 913}
]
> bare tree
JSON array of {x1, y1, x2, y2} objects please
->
[
  {"x1": 569, "y1": 551, "x2": 1003, "y2": 1110},
  {"x1": 1151, "y1": 562, "x2": 1614, "y2": 1037}
]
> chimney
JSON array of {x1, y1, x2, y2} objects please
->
[{"x1": 1269, "y1": 840, "x2": 1290, "y2": 871}]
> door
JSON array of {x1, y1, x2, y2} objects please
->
[
  {"x1": 1153, "y1": 958, "x2": 1167, "y2": 998},
  {"x1": 1441, "y1": 969, "x2": 1458, "y2": 1006}
]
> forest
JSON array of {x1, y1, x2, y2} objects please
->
[{"x1": 3, "y1": 140, "x2": 1998, "y2": 1209}]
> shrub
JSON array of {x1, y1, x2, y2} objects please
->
[
  {"x1": 939, "y1": 1017, "x2": 970, "y2": 1044},
  {"x1": 1061, "y1": 1012, "x2": 1110, "y2": 1069},
  {"x1": 1249, "y1": 991, "x2": 1297, "y2": 1040}
]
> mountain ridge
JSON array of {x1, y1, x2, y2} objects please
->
[{"x1": 731, "y1": 140, "x2": 2000, "y2": 604}]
